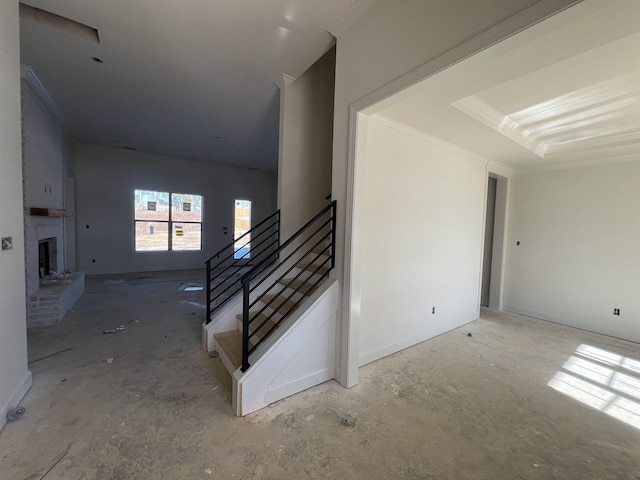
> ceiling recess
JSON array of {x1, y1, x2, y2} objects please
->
[{"x1": 19, "y1": 2, "x2": 100, "y2": 44}]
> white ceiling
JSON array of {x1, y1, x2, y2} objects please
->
[
  {"x1": 19, "y1": 0, "x2": 357, "y2": 171},
  {"x1": 376, "y1": 0, "x2": 640, "y2": 171}
]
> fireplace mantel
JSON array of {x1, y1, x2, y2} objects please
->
[{"x1": 29, "y1": 207, "x2": 74, "y2": 217}]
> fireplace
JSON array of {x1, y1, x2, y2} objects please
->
[{"x1": 38, "y1": 237, "x2": 58, "y2": 279}]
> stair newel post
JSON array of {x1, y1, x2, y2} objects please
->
[
  {"x1": 241, "y1": 277, "x2": 251, "y2": 372},
  {"x1": 330, "y1": 201, "x2": 337, "y2": 270},
  {"x1": 205, "y1": 259, "x2": 211, "y2": 323}
]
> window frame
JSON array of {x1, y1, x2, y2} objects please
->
[{"x1": 134, "y1": 189, "x2": 203, "y2": 252}]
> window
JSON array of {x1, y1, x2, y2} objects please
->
[{"x1": 135, "y1": 190, "x2": 202, "y2": 251}]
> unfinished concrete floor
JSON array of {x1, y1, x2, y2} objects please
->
[{"x1": 1, "y1": 270, "x2": 639, "y2": 479}]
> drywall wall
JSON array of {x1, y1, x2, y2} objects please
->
[
  {"x1": 74, "y1": 144, "x2": 277, "y2": 275},
  {"x1": 0, "y1": 1, "x2": 32, "y2": 431},
  {"x1": 358, "y1": 117, "x2": 486, "y2": 365},
  {"x1": 21, "y1": 79, "x2": 72, "y2": 295},
  {"x1": 278, "y1": 47, "x2": 335, "y2": 240},
  {"x1": 503, "y1": 160, "x2": 640, "y2": 342},
  {"x1": 329, "y1": 0, "x2": 579, "y2": 385}
]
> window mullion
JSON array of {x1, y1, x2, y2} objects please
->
[{"x1": 168, "y1": 194, "x2": 173, "y2": 251}]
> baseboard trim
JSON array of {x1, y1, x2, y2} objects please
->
[
  {"x1": 359, "y1": 315, "x2": 477, "y2": 366},
  {"x1": 0, "y1": 370, "x2": 32, "y2": 431}
]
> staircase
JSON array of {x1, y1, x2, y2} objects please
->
[{"x1": 203, "y1": 201, "x2": 339, "y2": 416}]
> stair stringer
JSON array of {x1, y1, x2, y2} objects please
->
[{"x1": 232, "y1": 278, "x2": 339, "y2": 416}]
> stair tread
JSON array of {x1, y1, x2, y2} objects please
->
[
  {"x1": 278, "y1": 277, "x2": 318, "y2": 295},
  {"x1": 262, "y1": 293, "x2": 299, "y2": 312},
  {"x1": 296, "y1": 259, "x2": 331, "y2": 276},
  {"x1": 311, "y1": 244, "x2": 331, "y2": 255},
  {"x1": 236, "y1": 311, "x2": 279, "y2": 338},
  {"x1": 214, "y1": 330, "x2": 242, "y2": 370}
]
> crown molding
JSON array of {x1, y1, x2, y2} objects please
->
[
  {"x1": 369, "y1": 114, "x2": 489, "y2": 164},
  {"x1": 515, "y1": 152, "x2": 640, "y2": 175},
  {"x1": 20, "y1": 64, "x2": 67, "y2": 125},
  {"x1": 452, "y1": 95, "x2": 549, "y2": 158},
  {"x1": 487, "y1": 160, "x2": 514, "y2": 178},
  {"x1": 328, "y1": 0, "x2": 378, "y2": 38},
  {"x1": 282, "y1": 73, "x2": 296, "y2": 87}
]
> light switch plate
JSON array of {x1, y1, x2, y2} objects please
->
[{"x1": 1, "y1": 236, "x2": 12, "y2": 251}]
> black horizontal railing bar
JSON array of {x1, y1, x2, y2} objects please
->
[
  {"x1": 210, "y1": 234, "x2": 278, "y2": 281},
  {"x1": 246, "y1": 217, "x2": 333, "y2": 298},
  {"x1": 241, "y1": 201, "x2": 336, "y2": 284},
  {"x1": 246, "y1": 230, "x2": 332, "y2": 338},
  {"x1": 227, "y1": 223, "x2": 279, "y2": 262},
  {"x1": 240, "y1": 201, "x2": 336, "y2": 371},
  {"x1": 205, "y1": 210, "x2": 280, "y2": 264},
  {"x1": 247, "y1": 255, "x2": 331, "y2": 343},
  {"x1": 247, "y1": 232, "x2": 331, "y2": 317},
  {"x1": 248, "y1": 266, "x2": 331, "y2": 354},
  {"x1": 207, "y1": 229, "x2": 279, "y2": 291},
  {"x1": 206, "y1": 211, "x2": 281, "y2": 324},
  {"x1": 208, "y1": 245, "x2": 278, "y2": 311},
  {"x1": 207, "y1": 222, "x2": 279, "y2": 271},
  {"x1": 250, "y1": 230, "x2": 331, "y2": 310},
  {"x1": 208, "y1": 244, "x2": 274, "y2": 298}
]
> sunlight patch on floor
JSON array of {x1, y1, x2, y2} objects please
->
[{"x1": 548, "y1": 344, "x2": 640, "y2": 430}]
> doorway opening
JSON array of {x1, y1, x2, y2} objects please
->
[{"x1": 233, "y1": 198, "x2": 252, "y2": 259}]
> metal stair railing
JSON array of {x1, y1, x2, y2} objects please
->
[
  {"x1": 205, "y1": 210, "x2": 280, "y2": 323},
  {"x1": 240, "y1": 200, "x2": 336, "y2": 372}
]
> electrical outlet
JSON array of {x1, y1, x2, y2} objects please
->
[
  {"x1": 614, "y1": 308, "x2": 620, "y2": 316},
  {"x1": 1, "y1": 236, "x2": 12, "y2": 251},
  {"x1": 432, "y1": 307, "x2": 436, "y2": 314}
]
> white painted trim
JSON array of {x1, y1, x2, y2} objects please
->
[
  {"x1": 328, "y1": 0, "x2": 379, "y2": 38},
  {"x1": 202, "y1": 294, "x2": 243, "y2": 352},
  {"x1": 341, "y1": 0, "x2": 582, "y2": 386},
  {"x1": 352, "y1": 0, "x2": 583, "y2": 114},
  {"x1": 282, "y1": 73, "x2": 296, "y2": 87},
  {"x1": 487, "y1": 160, "x2": 514, "y2": 178},
  {"x1": 488, "y1": 173, "x2": 510, "y2": 311},
  {"x1": 451, "y1": 95, "x2": 548, "y2": 158},
  {"x1": 235, "y1": 280, "x2": 338, "y2": 415},
  {"x1": 359, "y1": 315, "x2": 477, "y2": 366},
  {"x1": 338, "y1": 108, "x2": 367, "y2": 389},
  {"x1": 0, "y1": 370, "x2": 32, "y2": 432},
  {"x1": 501, "y1": 304, "x2": 639, "y2": 343},
  {"x1": 267, "y1": 367, "x2": 333, "y2": 399},
  {"x1": 514, "y1": 152, "x2": 640, "y2": 175},
  {"x1": 370, "y1": 114, "x2": 488, "y2": 163},
  {"x1": 20, "y1": 64, "x2": 66, "y2": 125}
]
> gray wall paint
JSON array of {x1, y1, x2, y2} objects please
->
[
  {"x1": 0, "y1": 1, "x2": 31, "y2": 431},
  {"x1": 504, "y1": 160, "x2": 640, "y2": 342},
  {"x1": 278, "y1": 47, "x2": 335, "y2": 240},
  {"x1": 74, "y1": 144, "x2": 277, "y2": 275}
]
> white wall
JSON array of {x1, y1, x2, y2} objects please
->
[
  {"x1": 21, "y1": 79, "x2": 72, "y2": 295},
  {"x1": 0, "y1": 0, "x2": 32, "y2": 431},
  {"x1": 358, "y1": 117, "x2": 486, "y2": 365},
  {"x1": 74, "y1": 144, "x2": 277, "y2": 275},
  {"x1": 278, "y1": 47, "x2": 335, "y2": 240},
  {"x1": 330, "y1": 0, "x2": 579, "y2": 385},
  {"x1": 504, "y1": 160, "x2": 640, "y2": 342}
]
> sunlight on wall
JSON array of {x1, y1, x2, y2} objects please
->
[{"x1": 548, "y1": 344, "x2": 640, "y2": 430}]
